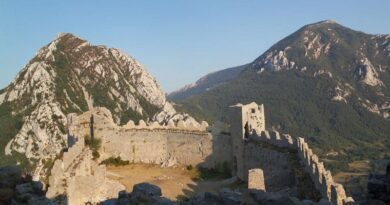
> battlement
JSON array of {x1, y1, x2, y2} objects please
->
[
  {"x1": 121, "y1": 119, "x2": 209, "y2": 132},
  {"x1": 249, "y1": 131, "x2": 353, "y2": 204},
  {"x1": 67, "y1": 107, "x2": 209, "y2": 139},
  {"x1": 230, "y1": 102, "x2": 354, "y2": 205},
  {"x1": 248, "y1": 131, "x2": 352, "y2": 204}
]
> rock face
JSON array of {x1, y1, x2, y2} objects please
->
[
  {"x1": 46, "y1": 139, "x2": 125, "y2": 205},
  {"x1": 0, "y1": 33, "x2": 198, "y2": 179},
  {"x1": 0, "y1": 166, "x2": 50, "y2": 205}
]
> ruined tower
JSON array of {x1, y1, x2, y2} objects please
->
[{"x1": 229, "y1": 102, "x2": 265, "y2": 181}]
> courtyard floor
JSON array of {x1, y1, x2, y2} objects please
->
[{"x1": 106, "y1": 163, "x2": 238, "y2": 200}]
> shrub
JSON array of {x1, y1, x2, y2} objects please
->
[
  {"x1": 84, "y1": 136, "x2": 101, "y2": 151},
  {"x1": 92, "y1": 150, "x2": 100, "y2": 160},
  {"x1": 100, "y1": 157, "x2": 129, "y2": 166}
]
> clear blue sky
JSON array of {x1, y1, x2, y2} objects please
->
[{"x1": 1, "y1": 1, "x2": 389, "y2": 92}]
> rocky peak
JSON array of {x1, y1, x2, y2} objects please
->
[{"x1": 0, "y1": 33, "x2": 200, "y2": 180}]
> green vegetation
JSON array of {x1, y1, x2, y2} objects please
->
[
  {"x1": 0, "y1": 102, "x2": 29, "y2": 168},
  {"x1": 52, "y1": 48, "x2": 88, "y2": 113},
  {"x1": 100, "y1": 156, "x2": 130, "y2": 166},
  {"x1": 120, "y1": 107, "x2": 143, "y2": 125},
  {"x1": 84, "y1": 135, "x2": 101, "y2": 160},
  {"x1": 174, "y1": 23, "x2": 390, "y2": 175}
]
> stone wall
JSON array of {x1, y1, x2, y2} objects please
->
[
  {"x1": 244, "y1": 140, "x2": 296, "y2": 191},
  {"x1": 229, "y1": 102, "x2": 266, "y2": 180},
  {"x1": 249, "y1": 130, "x2": 352, "y2": 205},
  {"x1": 99, "y1": 129, "x2": 216, "y2": 167},
  {"x1": 46, "y1": 139, "x2": 125, "y2": 205},
  {"x1": 68, "y1": 107, "x2": 232, "y2": 169},
  {"x1": 296, "y1": 137, "x2": 352, "y2": 205},
  {"x1": 67, "y1": 107, "x2": 209, "y2": 139}
]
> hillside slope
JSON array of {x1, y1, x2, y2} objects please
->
[
  {"x1": 168, "y1": 64, "x2": 247, "y2": 100},
  {"x1": 174, "y1": 20, "x2": 390, "y2": 167},
  {"x1": 0, "y1": 33, "x2": 199, "y2": 178}
]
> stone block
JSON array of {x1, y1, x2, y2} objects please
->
[
  {"x1": 124, "y1": 120, "x2": 135, "y2": 129},
  {"x1": 177, "y1": 120, "x2": 186, "y2": 129},
  {"x1": 138, "y1": 120, "x2": 147, "y2": 128},
  {"x1": 248, "y1": 168, "x2": 266, "y2": 192},
  {"x1": 283, "y1": 134, "x2": 294, "y2": 146},
  {"x1": 132, "y1": 183, "x2": 162, "y2": 197},
  {"x1": 261, "y1": 130, "x2": 271, "y2": 141},
  {"x1": 331, "y1": 183, "x2": 346, "y2": 205},
  {"x1": 167, "y1": 120, "x2": 175, "y2": 129},
  {"x1": 149, "y1": 121, "x2": 160, "y2": 129}
]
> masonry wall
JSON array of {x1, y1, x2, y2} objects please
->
[
  {"x1": 98, "y1": 129, "x2": 218, "y2": 167},
  {"x1": 67, "y1": 107, "x2": 232, "y2": 169},
  {"x1": 250, "y1": 130, "x2": 351, "y2": 205},
  {"x1": 47, "y1": 139, "x2": 125, "y2": 205},
  {"x1": 244, "y1": 140, "x2": 296, "y2": 191}
]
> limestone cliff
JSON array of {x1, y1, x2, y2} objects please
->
[{"x1": 0, "y1": 33, "x2": 199, "y2": 179}]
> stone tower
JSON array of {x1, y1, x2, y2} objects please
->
[{"x1": 229, "y1": 102, "x2": 265, "y2": 181}]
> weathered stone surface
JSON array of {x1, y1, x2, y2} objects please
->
[
  {"x1": 331, "y1": 183, "x2": 346, "y2": 205},
  {"x1": 15, "y1": 183, "x2": 34, "y2": 195},
  {"x1": 0, "y1": 166, "x2": 49, "y2": 205},
  {"x1": 248, "y1": 168, "x2": 266, "y2": 191},
  {"x1": 46, "y1": 140, "x2": 125, "y2": 205},
  {"x1": 218, "y1": 188, "x2": 241, "y2": 205},
  {"x1": 132, "y1": 183, "x2": 162, "y2": 197}
]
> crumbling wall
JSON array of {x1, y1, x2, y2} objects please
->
[
  {"x1": 244, "y1": 140, "x2": 296, "y2": 191},
  {"x1": 68, "y1": 107, "x2": 209, "y2": 138},
  {"x1": 249, "y1": 130, "x2": 352, "y2": 204},
  {"x1": 46, "y1": 139, "x2": 125, "y2": 205},
  {"x1": 296, "y1": 137, "x2": 352, "y2": 205}
]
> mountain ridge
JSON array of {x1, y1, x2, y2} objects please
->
[
  {"x1": 168, "y1": 64, "x2": 248, "y2": 101},
  {"x1": 172, "y1": 20, "x2": 390, "y2": 171}
]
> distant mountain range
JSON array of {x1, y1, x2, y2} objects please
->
[
  {"x1": 168, "y1": 64, "x2": 247, "y2": 101},
  {"x1": 0, "y1": 33, "x2": 198, "y2": 178},
  {"x1": 171, "y1": 20, "x2": 390, "y2": 169}
]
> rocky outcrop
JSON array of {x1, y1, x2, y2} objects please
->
[
  {"x1": 1, "y1": 33, "x2": 202, "y2": 180},
  {"x1": 355, "y1": 58, "x2": 383, "y2": 87},
  {"x1": 0, "y1": 166, "x2": 50, "y2": 205},
  {"x1": 46, "y1": 139, "x2": 125, "y2": 205}
]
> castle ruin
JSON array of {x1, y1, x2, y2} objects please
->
[
  {"x1": 229, "y1": 102, "x2": 354, "y2": 205},
  {"x1": 46, "y1": 103, "x2": 354, "y2": 205}
]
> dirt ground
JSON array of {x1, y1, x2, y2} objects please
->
[{"x1": 106, "y1": 164, "x2": 237, "y2": 200}]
